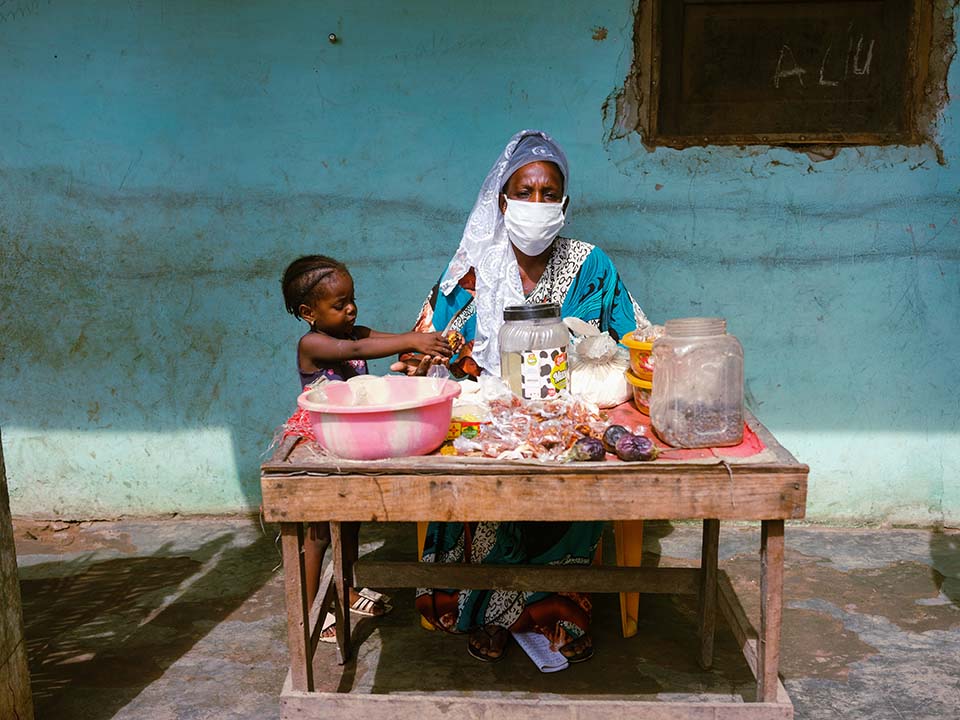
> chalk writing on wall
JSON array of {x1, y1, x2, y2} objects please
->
[{"x1": 774, "y1": 31, "x2": 876, "y2": 89}]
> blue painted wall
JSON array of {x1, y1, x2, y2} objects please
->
[{"x1": 1, "y1": 1, "x2": 957, "y2": 522}]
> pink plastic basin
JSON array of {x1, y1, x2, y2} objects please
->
[{"x1": 296, "y1": 376, "x2": 462, "y2": 460}]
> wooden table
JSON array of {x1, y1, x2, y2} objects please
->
[{"x1": 261, "y1": 410, "x2": 808, "y2": 719}]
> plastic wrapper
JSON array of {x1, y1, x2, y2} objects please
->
[
  {"x1": 455, "y1": 390, "x2": 609, "y2": 462},
  {"x1": 564, "y1": 317, "x2": 630, "y2": 408},
  {"x1": 632, "y1": 324, "x2": 665, "y2": 342}
]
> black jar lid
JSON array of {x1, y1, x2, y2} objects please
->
[{"x1": 503, "y1": 303, "x2": 561, "y2": 321}]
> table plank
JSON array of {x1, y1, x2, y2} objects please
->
[
  {"x1": 759, "y1": 520, "x2": 785, "y2": 703},
  {"x1": 280, "y1": 690, "x2": 793, "y2": 719},
  {"x1": 329, "y1": 522, "x2": 353, "y2": 665},
  {"x1": 261, "y1": 469, "x2": 807, "y2": 522},
  {"x1": 353, "y1": 562, "x2": 700, "y2": 594},
  {"x1": 280, "y1": 523, "x2": 313, "y2": 692},
  {"x1": 697, "y1": 518, "x2": 720, "y2": 669},
  {"x1": 744, "y1": 412, "x2": 800, "y2": 466}
]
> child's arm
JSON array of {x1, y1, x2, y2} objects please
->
[{"x1": 300, "y1": 327, "x2": 453, "y2": 364}]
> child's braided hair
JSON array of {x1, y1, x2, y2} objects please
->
[{"x1": 281, "y1": 255, "x2": 349, "y2": 319}]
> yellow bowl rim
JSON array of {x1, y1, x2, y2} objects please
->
[
  {"x1": 624, "y1": 369, "x2": 653, "y2": 389},
  {"x1": 622, "y1": 334, "x2": 655, "y2": 351}
]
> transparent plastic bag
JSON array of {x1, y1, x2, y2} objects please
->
[{"x1": 564, "y1": 317, "x2": 630, "y2": 408}]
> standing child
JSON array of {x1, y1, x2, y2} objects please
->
[
  {"x1": 283, "y1": 254, "x2": 453, "y2": 385},
  {"x1": 280, "y1": 254, "x2": 453, "y2": 631}
]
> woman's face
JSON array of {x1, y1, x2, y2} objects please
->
[{"x1": 499, "y1": 161, "x2": 568, "y2": 213}]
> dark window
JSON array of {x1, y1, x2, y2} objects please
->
[{"x1": 633, "y1": 0, "x2": 935, "y2": 147}]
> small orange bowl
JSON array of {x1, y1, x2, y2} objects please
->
[
  {"x1": 622, "y1": 333, "x2": 655, "y2": 377},
  {"x1": 624, "y1": 369, "x2": 653, "y2": 415}
]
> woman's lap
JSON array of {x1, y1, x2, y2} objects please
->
[{"x1": 417, "y1": 520, "x2": 603, "y2": 643}]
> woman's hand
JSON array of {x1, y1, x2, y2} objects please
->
[{"x1": 389, "y1": 355, "x2": 434, "y2": 376}]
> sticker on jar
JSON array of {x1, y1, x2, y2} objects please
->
[{"x1": 516, "y1": 345, "x2": 568, "y2": 399}]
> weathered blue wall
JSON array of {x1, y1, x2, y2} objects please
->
[{"x1": 1, "y1": 1, "x2": 957, "y2": 522}]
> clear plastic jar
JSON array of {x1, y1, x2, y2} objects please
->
[
  {"x1": 499, "y1": 303, "x2": 570, "y2": 400},
  {"x1": 650, "y1": 317, "x2": 743, "y2": 448}
]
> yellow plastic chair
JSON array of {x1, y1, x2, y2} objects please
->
[
  {"x1": 614, "y1": 520, "x2": 643, "y2": 638},
  {"x1": 416, "y1": 520, "x2": 643, "y2": 637}
]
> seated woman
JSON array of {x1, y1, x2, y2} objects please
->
[{"x1": 393, "y1": 130, "x2": 651, "y2": 663}]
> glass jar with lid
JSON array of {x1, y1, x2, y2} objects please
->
[
  {"x1": 650, "y1": 317, "x2": 743, "y2": 448},
  {"x1": 498, "y1": 303, "x2": 570, "y2": 400}
]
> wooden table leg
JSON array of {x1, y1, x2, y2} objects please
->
[
  {"x1": 330, "y1": 521, "x2": 353, "y2": 665},
  {"x1": 697, "y1": 518, "x2": 720, "y2": 669},
  {"x1": 280, "y1": 522, "x2": 313, "y2": 691},
  {"x1": 759, "y1": 519, "x2": 784, "y2": 702}
]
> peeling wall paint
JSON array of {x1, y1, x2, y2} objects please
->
[{"x1": 0, "y1": 1, "x2": 957, "y2": 523}]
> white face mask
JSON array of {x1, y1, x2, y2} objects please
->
[{"x1": 502, "y1": 196, "x2": 566, "y2": 256}]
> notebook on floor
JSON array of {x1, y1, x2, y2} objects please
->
[{"x1": 511, "y1": 630, "x2": 569, "y2": 673}]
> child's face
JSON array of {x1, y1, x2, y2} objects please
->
[{"x1": 301, "y1": 271, "x2": 357, "y2": 337}]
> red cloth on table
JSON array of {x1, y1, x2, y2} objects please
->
[{"x1": 606, "y1": 402, "x2": 765, "y2": 459}]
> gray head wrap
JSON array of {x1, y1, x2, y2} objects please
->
[{"x1": 501, "y1": 134, "x2": 569, "y2": 193}]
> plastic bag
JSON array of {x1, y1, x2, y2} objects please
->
[{"x1": 564, "y1": 317, "x2": 630, "y2": 408}]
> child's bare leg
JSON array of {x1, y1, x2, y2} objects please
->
[
  {"x1": 304, "y1": 521, "x2": 330, "y2": 610},
  {"x1": 342, "y1": 521, "x2": 361, "y2": 566},
  {"x1": 309, "y1": 521, "x2": 389, "y2": 642}
]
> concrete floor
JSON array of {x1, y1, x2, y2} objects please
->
[{"x1": 11, "y1": 518, "x2": 960, "y2": 719}]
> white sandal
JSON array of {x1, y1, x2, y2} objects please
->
[
  {"x1": 349, "y1": 588, "x2": 392, "y2": 617},
  {"x1": 319, "y1": 589, "x2": 393, "y2": 644},
  {"x1": 319, "y1": 612, "x2": 338, "y2": 643}
]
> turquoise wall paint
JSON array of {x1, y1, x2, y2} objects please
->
[{"x1": 1, "y1": 1, "x2": 957, "y2": 522}]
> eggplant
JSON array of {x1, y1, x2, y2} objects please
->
[
  {"x1": 568, "y1": 436, "x2": 606, "y2": 462},
  {"x1": 601, "y1": 424, "x2": 630, "y2": 454},
  {"x1": 614, "y1": 433, "x2": 658, "y2": 462}
]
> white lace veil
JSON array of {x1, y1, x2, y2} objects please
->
[{"x1": 439, "y1": 129, "x2": 569, "y2": 374}]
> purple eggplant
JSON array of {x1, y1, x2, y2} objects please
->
[
  {"x1": 601, "y1": 424, "x2": 631, "y2": 454},
  {"x1": 614, "y1": 433, "x2": 658, "y2": 462},
  {"x1": 568, "y1": 436, "x2": 606, "y2": 462}
]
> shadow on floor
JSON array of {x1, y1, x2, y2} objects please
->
[{"x1": 20, "y1": 524, "x2": 277, "y2": 719}]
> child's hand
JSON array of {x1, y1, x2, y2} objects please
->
[{"x1": 409, "y1": 332, "x2": 454, "y2": 359}]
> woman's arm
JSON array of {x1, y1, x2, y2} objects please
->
[{"x1": 300, "y1": 328, "x2": 452, "y2": 364}]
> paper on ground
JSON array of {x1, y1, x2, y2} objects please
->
[{"x1": 511, "y1": 630, "x2": 569, "y2": 673}]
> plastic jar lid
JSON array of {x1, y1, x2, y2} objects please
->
[{"x1": 503, "y1": 303, "x2": 561, "y2": 321}]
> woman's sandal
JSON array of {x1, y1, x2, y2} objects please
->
[
  {"x1": 467, "y1": 624, "x2": 511, "y2": 663},
  {"x1": 559, "y1": 634, "x2": 594, "y2": 664}
]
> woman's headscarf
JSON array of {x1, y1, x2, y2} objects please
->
[{"x1": 439, "y1": 129, "x2": 569, "y2": 374}]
